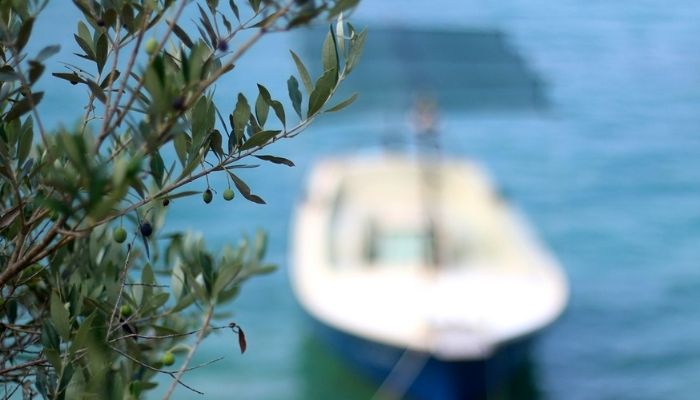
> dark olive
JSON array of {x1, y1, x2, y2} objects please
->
[
  {"x1": 171, "y1": 96, "x2": 185, "y2": 111},
  {"x1": 162, "y1": 198, "x2": 170, "y2": 207},
  {"x1": 140, "y1": 222, "x2": 153, "y2": 237},
  {"x1": 202, "y1": 189, "x2": 213, "y2": 204}
]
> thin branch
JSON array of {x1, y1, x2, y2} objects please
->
[
  {"x1": 106, "y1": 236, "x2": 137, "y2": 339},
  {"x1": 162, "y1": 306, "x2": 213, "y2": 399},
  {"x1": 0, "y1": 216, "x2": 65, "y2": 289},
  {"x1": 96, "y1": 0, "x2": 187, "y2": 149},
  {"x1": 109, "y1": 0, "x2": 284, "y2": 160},
  {"x1": 110, "y1": 323, "x2": 231, "y2": 343},
  {"x1": 123, "y1": 282, "x2": 169, "y2": 288},
  {"x1": 94, "y1": 2, "x2": 156, "y2": 149},
  {"x1": 179, "y1": 356, "x2": 224, "y2": 373},
  {"x1": 0, "y1": 26, "x2": 49, "y2": 149},
  {"x1": 109, "y1": 346, "x2": 204, "y2": 395},
  {"x1": 0, "y1": 323, "x2": 41, "y2": 335},
  {"x1": 95, "y1": 16, "x2": 123, "y2": 136},
  {"x1": 0, "y1": 358, "x2": 48, "y2": 375}
]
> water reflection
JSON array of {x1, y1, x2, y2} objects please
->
[
  {"x1": 298, "y1": 328, "x2": 542, "y2": 400},
  {"x1": 301, "y1": 27, "x2": 548, "y2": 113},
  {"x1": 298, "y1": 330, "x2": 378, "y2": 399}
]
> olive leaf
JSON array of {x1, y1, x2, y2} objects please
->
[
  {"x1": 255, "y1": 154, "x2": 294, "y2": 167},
  {"x1": 346, "y1": 28, "x2": 367, "y2": 74},
  {"x1": 16, "y1": 17, "x2": 35, "y2": 51},
  {"x1": 255, "y1": 87, "x2": 269, "y2": 127},
  {"x1": 5, "y1": 92, "x2": 44, "y2": 122},
  {"x1": 290, "y1": 50, "x2": 313, "y2": 93},
  {"x1": 232, "y1": 93, "x2": 251, "y2": 146},
  {"x1": 287, "y1": 76, "x2": 303, "y2": 118},
  {"x1": 308, "y1": 68, "x2": 336, "y2": 117},
  {"x1": 95, "y1": 33, "x2": 108, "y2": 73},
  {"x1": 36, "y1": 45, "x2": 60, "y2": 62},
  {"x1": 325, "y1": 92, "x2": 358, "y2": 113},
  {"x1": 322, "y1": 27, "x2": 339, "y2": 83},
  {"x1": 228, "y1": 172, "x2": 266, "y2": 204},
  {"x1": 239, "y1": 130, "x2": 279, "y2": 151}
]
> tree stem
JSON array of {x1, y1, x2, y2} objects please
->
[{"x1": 161, "y1": 305, "x2": 214, "y2": 399}]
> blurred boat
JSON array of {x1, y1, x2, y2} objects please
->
[{"x1": 290, "y1": 153, "x2": 567, "y2": 399}]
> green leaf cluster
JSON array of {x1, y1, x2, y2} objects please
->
[{"x1": 0, "y1": 0, "x2": 364, "y2": 399}]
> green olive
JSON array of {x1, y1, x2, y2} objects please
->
[
  {"x1": 223, "y1": 188, "x2": 234, "y2": 201},
  {"x1": 203, "y1": 189, "x2": 213, "y2": 204},
  {"x1": 120, "y1": 304, "x2": 133, "y2": 318},
  {"x1": 113, "y1": 227, "x2": 127, "y2": 243},
  {"x1": 144, "y1": 38, "x2": 158, "y2": 55},
  {"x1": 160, "y1": 351, "x2": 175, "y2": 366}
]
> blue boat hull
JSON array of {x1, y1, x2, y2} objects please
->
[{"x1": 309, "y1": 317, "x2": 537, "y2": 400}]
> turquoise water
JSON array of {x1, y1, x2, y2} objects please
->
[{"x1": 31, "y1": 0, "x2": 700, "y2": 399}]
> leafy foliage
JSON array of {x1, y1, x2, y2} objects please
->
[{"x1": 0, "y1": 0, "x2": 364, "y2": 398}]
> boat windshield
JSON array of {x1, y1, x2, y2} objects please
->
[
  {"x1": 366, "y1": 229, "x2": 434, "y2": 266},
  {"x1": 326, "y1": 160, "x2": 499, "y2": 270}
]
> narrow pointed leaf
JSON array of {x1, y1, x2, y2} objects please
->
[
  {"x1": 325, "y1": 92, "x2": 358, "y2": 113},
  {"x1": 16, "y1": 18, "x2": 35, "y2": 51},
  {"x1": 229, "y1": 0, "x2": 240, "y2": 21},
  {"x1": 308, "y1": 68, "x2": 336, "y2": 116},
  {"x1": 290, "y1": 50, "x2": 312, "y2": 93},
  {"x1": 95, "y1": 33, "x2": 108, "y2": 73},
  {"x1": 238, "y1": 327, "x2": 247, "y2": 353},
  {"x1": 6, "y1": 92, "x2": 44, "y2": 121},
  {"x1": 287, "y1": 76, "x2": 302, "y2": 118},
  {"x1": 255, "y1": 90, "x2": 269, "y2": 127},
  {"x1": 232, "y1": 93, "x2": 250, "y2": 146},
  {"x1": 28, "y1": 61, "x2": 44, "y2": 84},
  {"x1": 86, "y1": 80, "x2": 106, "y2": 103},
  {"x1": 240, "y1": 130, "x2": 279, "y2": 150},
  {"x1": 164, "y1": 190, "x2": 200, "y2": 200},
  {"x1": 197, "y1": 4, "x2": 217, "y2": 47},
  {"x1": 17, "y1": 125, "x2": 33, "y2": 163},
  {"x1": 254, "y1": 155, "x2": 294, "y2": 167},
  {"x1": 171, "y1": 22, "x2": 194, "y2": 48},
  {"x1": 248, "y1": 0, "x2": 261, "y2": 12},
  {"x1": 321, "y1": 28, "x2": 338, "y2": 81},
  {"x1": 52, "y1": 72, "x2": 84, "y2": 85},
  {"x1": 270, "y1": 100, "x2": 285, "y2": 127},
  {"x1": 228, "y1": 172, "x2": 266, "y2": 204},
  {"x1": 73, "y1": 35, "x2": 95, "y2": 60},
  {"x1": 252, "y1": 13, "x2": 278, "y2": 28},
  {"x1": 346, "y1": 29, "x2": 367, "y2": 74},
  {"x1": 99, "y1": 70, "x2": 121, "y2": 89},
  {"x1": 50, "y1": 292, "x2": 71, "y2": 340},
  {"x1": 36, "y1": 45, "x2": 60, "y2": 62}
]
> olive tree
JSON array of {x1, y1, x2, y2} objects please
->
[{"x1": 0, "y1": 0, "x2": 364, "y2": 398}]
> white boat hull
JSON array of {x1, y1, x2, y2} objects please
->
[{"x1": 290, "y1": 154, "x2": 568, "y2": 397}]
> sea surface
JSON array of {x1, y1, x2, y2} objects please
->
[{"x1": 30, "y1": 0, "x2": 700, "y2": 399}]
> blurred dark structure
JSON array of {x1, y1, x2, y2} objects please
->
[
  {"x1": 302, "y1": 27, "x2": 548, "y2": 112},
  {"x1": 297, "y1": 333, "x2": 541, "y2": 400}
]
